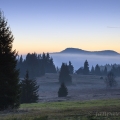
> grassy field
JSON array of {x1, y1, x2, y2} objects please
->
[
  {"x1": 0, "y1": 99, "x2": 120, "y2": 120},
  {"x1": 1, "y1": 74, "x2": 120, "y2": 120}
]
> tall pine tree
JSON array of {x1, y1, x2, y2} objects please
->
[{"x1": 0, "y1": 11, "x2": 20, "y2": 110}]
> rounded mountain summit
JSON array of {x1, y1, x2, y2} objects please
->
[{"x1": 55, "y1": 48, "x2": 120, "y2": 56}]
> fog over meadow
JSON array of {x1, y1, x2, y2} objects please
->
[{"x1": 50, "y1": 53, "x2": 120, "y2": 71}]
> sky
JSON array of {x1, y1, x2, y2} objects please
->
[{"x1": 1, "y1": 0, "x2": 120, "y2": 54}]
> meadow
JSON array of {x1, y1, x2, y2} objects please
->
[
  {"x1": 37, "y1": 73, "x2": 120, "y2": 102},
  {"x1": 1, "y1": 74, "x2": 120, "y2": 120}
]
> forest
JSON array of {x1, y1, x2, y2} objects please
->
[{"x1": 17, "y1": 53, "x2": 56, "y2": 78}]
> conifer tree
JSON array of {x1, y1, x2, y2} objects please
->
[
  {"x1": 56, "y1": 66, "x2": 60, "y2": 73},
  {"x1": 76, "y1": 67, "x2": 84, "y2": 74},
  {"x1": 68, "y1": 61, "x2": 74, "y2": 74},
  {"x1": 17, "y1": 55, "x2": 24, "y2": 77},
  {"x1": 58, "y1": 83, "x2": 68, "y2": 97},
  {"x1": 59, "y1": 63, "x2": 72, "y2": 84},
  {"x1": 95, "y1": 64, "x2": 101, "y2": 75},
  {"x1": 20, "y1": 71, "x2": 39, "y2": 103},
  {"x1": 0, "y1": 11, "x2": 20, "y2": 110},
  {"x1": 83, "y1": 60, "x2": 89, "y2": 75},
  {"x1": 91, "y1": 66, "x2": 95, "y2": 74},
  {"x1": 103, "y1": 66, "x2": 107, "y2": 75}
]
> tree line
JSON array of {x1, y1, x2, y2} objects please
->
[
  {"x1": 17, "y1": 54, "x2": 120, "y2": 78},
  {"x1": 76, "y1": 60, "x2": 120, "y2": 76},
  {"x1": 17, "y1": 53, "x2": 57, "y2": 78},
  {"x1": 76, "y1": 60, "x2": 107, "y2": 75}
]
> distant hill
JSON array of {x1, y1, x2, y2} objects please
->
[{"x1": 54, "y1": 48, "x2": 120, "y2": 56}]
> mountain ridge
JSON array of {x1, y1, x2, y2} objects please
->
[{"x1": 51, "y1": 48, "x2": 120, "y2": 56}]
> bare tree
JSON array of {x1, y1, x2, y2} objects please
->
[{"x1": 105, "y1": 71, "x2": 117, "y2": 88}]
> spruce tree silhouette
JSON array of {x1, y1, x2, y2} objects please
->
[
  {"x1": 91, "y1": 66, "x2": 95, "y2": 75},
  {"x1": 103, "y1": 66, "x2": 107, "y2": 75},
  {"x1": 76, "y1": 67, "x2": 84, "y2": 74},
  {"x1": 68, "y1": 61, "x2": 74, "y2": 74},
  {"x1": 59, "y1": 63, "x2": 72, "y2": 84},
  {"x1": 20, "y1": 71, "x2": 39, "y2": 103},
  {"x1": 83, "y1": 60, "x2": 89, "y2": 75},
  {"x1": 58, "y1": 83, "x2": 68, "y2": 97},
  {"x1": 0, "y1": 11, "x2": 20, "y2": 110},
  {"x1": 95, "y1": 64, "x2": 101, "y2": 75}
]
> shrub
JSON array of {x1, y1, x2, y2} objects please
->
[{"x1": 58, "y1": 83, "x2": 68, "y2": 97}]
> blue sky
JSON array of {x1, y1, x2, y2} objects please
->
[{"x1": 1, "y1": 0, "x2": 120, "y2": 54}]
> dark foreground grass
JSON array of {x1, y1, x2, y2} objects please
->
[{"x1": 0, "y1": 99, "x2": 120, "y2": 120}]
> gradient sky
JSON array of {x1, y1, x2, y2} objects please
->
[{"x1": 1, "y1": 0, "x2": 120, "y2": 54}]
